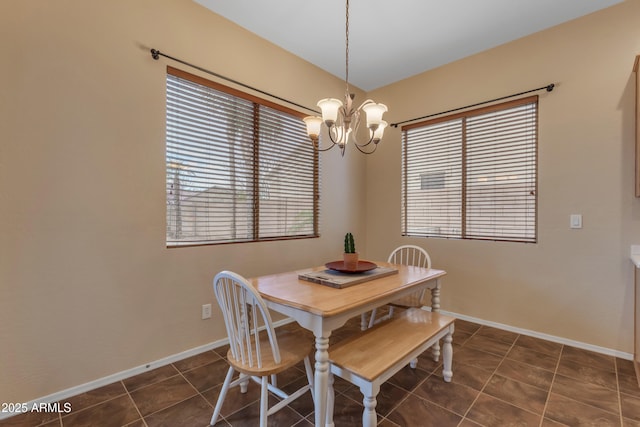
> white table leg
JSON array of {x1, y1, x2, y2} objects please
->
[
  {"x1": 314, "y1": 333, "x2": 330, "y2": 427},
  {"x1": 430, "y1": 280, "x2": 441, "y2": 312}
]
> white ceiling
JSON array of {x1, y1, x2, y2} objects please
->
[{"x1": 194, "y1": 0, "x2": 623, "y2": 91}]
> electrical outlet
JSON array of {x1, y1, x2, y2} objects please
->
[{"x1": 202, "y1": 304, "x2": 212, "y2": 319}]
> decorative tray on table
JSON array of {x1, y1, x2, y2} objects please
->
[
  {"x1": 298, "y1": 261, "x2": 398, "y2": 289},
  {"x1": 325, "y1": 260, "x2": 378, "y2": 273}
]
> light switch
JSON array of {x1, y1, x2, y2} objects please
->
[{"x1": 570, "y1": 214, "x2": 582, "y2": 229}]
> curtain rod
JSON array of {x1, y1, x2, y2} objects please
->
[
  {"x1": 150, "y1": 49, "x2": 320, "y2": 115},
  {"x1": 390, "y1": 83, "x2": 555, "y2": 128}
]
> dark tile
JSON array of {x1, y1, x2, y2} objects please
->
[
  {"x1": 474, "y1": 326, "x2": 519, "y2": 345},
  {"x1": 122, "y1": 364, "x2": 179, "y2": 392},
  {"x1": 451, "y1": 329, "x2": 473, "y2": 346},
  {"x1": 317, "y1": 395, "x2": 364, "y2": 427},
  {"x1": 172, "y1": 350, "x2": 222, "y2": 372},
  {"x1": 453, "y1": 346, "x2": 503, "y2": 372},
  {"x1": 145, "y1": 394, "x2": 213, "y2": 427},
  {"x1": 454, "y1": 319, "x2": 482, "y2": 335},
  {"x1": 464, "y1": 334, "x2": 514, "y2": 358},
  {"x1": 447, "y1": 362, "x2": 493, "y2": 391},
  {"x1": 270, "y1": 365, "x2": 308, "y2": 390},
  {"x1": 415, "y1": 354, "x2": 443, "y2": 375},
  {"x1": 465, "y1": 393, "x2": 541, "y2": 426},
  {"x1": 181, "y1": 358, "x2": 232, "y2": 392},
  {"x1": 620, "y1": 368, "x2": 640, "y2": 398},
  {"x1": 129, "y1": 374, "x2": 197, "y2": 416},
  {"x1": 483, "y1": 374, "x2": 548, "y2": 414},
  {"x1": 292, "y1": 418, "x2": 313, "y2": 427},
  {"x1": 560, "y1": 345, "x2": 615, "y2": 372},
  {"x1": 212, "y1": 344, "x2": 229, "y2": 358},
  {"x1": 330, "y1": 375, "x2": 357, "y2": 395},
  {"x1": 378, "y1": 417, "x2": 402, "y2": 427},
  {"x1": 622, "y1": 392, "x2": 640, "y2": 422},
  {"x1": 618, "y1": 358, "x2": 637, "y2": 377},
  {"x1": 556, "y1": 358, "x2": 618, "y2": 391},
  {"x1": 457, "y1": 419, "x2": 484, "y2": 427},
  {"x1": 344, "y1": 381, "x2": 409, "y2": 418},
  {"x1": 541, "y1": 418, "x2": 570, "y2": 426},
  {"x1": 201, "y1": 382, "x2": 261, "y2": 419},
  {"x1": 278, "y1": 376, "x2": 315, "y2": 418},
  {"x1": 551, "y1": 373, "x2": 620, "y2": 415},
  {"x1": 507, "y1": 344, "x2": 559, "y2": 372},
  {"x1": 220, "y1": 397, "x2": 304, "y2": 427},
  {"x1": 496, "y1": 358, "x2": 555, "y2": 390},
  {"x1": 0, "y1": 411, "x2": 60, "y2": 427},
  {"x1": 544, "y1": 393, "x2": 621, "y2": 426},
  {"x1": 64, "y1": 382, "x2": 127, "y2": 413},
  {"x1": 387, "y1": 365, "x2": 430, "y2": 392},
  {"x1": 514, "y1": 335, "x2": 563, "y2": 358},
  {"x1": 413, "y1": 373, "x2": 478, "y2": 416},
  {"x1": 387, "y1": 394, "x2": 461, "y2": 427},
  {"x1": 62, "y1": 395, "x2": 140, "y2": 427}
]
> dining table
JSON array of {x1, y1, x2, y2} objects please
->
[{"x1": 248, "y1": 261, "x2": 446, "y2": 427}]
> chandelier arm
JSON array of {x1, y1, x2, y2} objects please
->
[
  {"x1": 353, "y1": 140, "x2": 378, "y2": 155},
  {"x1": 326, "y1": 125, "x2": 340, "y2": 146},
  {"x1": 353, "y1": 133, "x2": 375, "y2": 148},
  {"x1": 311, "y1": 138, "x2": 338, "y2": 152},
  {"x1": 355, "y1": 99, "x2": 377, "y2": 111}
]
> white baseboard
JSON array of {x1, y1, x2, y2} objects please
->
[
  {"x1": 0, "y1": 318, "x2": 290, "y2": 421},
  {"x1": 0, "y1": 315, "x2": 631, "y2": 421},
  {"x1": 435, "y1": 308, "x2": 633, "y2": 361}
]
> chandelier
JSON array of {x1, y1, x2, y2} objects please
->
[{"x1": 303, "y1": 0, "x2": 388, "y2": 156}]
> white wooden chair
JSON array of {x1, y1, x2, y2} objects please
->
[
  {"x1": 210, "y1": 271, "x2": 314, "y2": 427},
  {"x1": 362, "y1": 245, "x2": 432, "y2": 329}
]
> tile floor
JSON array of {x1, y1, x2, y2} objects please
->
[{"x1": 3, "y1": 315, "x2": 640, "y2": 426}]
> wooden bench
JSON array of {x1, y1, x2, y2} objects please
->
[{"x1": 327, "y1": 308, "x2": 455, "y2": 427}]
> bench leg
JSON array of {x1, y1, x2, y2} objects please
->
[
  {"x1": 442, "y1": 331, "x2": 453, "y2": 382},
  {"x1": 360, "y1": 384, "x2": 379, "y2": 427}
]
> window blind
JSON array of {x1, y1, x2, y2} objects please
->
[
  {"x1": 166, "y1": 67, "x2": 319, "y2": 246},
  {"x1": 402, "y1": 96, "x2": 537, "y2": 243}
]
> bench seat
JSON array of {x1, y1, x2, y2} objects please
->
[{"x1": 328, "y1": 308, "x2": 455, "y2": 427}]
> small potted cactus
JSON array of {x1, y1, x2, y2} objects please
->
[{"x1": 343, "y1": 232, "x2": 359, "y2": 270}]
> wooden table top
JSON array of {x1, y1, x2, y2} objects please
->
[{"x1": 250, "y1": 261, "x2": 446, "y2": 317}]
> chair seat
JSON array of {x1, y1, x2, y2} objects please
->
[{"x1": 227, "y1": 327, "x2": 313, "y2": 377}]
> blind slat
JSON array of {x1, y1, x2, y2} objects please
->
[
  {"x1": 402, "y1": 98, "x2": 537, "y2": 243},
  {"x1": 166, "y1": 72, "x2": 319, "y2": 246}
]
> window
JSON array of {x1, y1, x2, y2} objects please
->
[
  {"x1": 165, "y1": 67, "x2": 319, "y2": 246},
  {"x1": 402, "y1": 96, "x2": 537, "y2": 243}
]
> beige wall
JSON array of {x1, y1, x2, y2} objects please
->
[
  {"x1": 365, "y1": 1, "x2": 640, "y2": 353},
  {"x1": 0, "y1": 0, "x2": 367, "y2": 403},
  {"x1": 2, "y1": 0, "x2": 639, "y2": 406}
]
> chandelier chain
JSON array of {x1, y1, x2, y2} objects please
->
[
  {"x1": 302, "y1": 0, "x2": 387, "y2": 156},
  {"x1": 345, "y1": 0, "x2": 350, "y2": 91}
]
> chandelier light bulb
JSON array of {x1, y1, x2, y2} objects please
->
[
  {"x1": 303, "y1": 116, "x2": 323, "y2": 140},
  {"x1": 370, "y1": 120, "x2": 387, "y2": 142},
  {"x1": 317, "y1": 98, "x2": 343, "y2": 126},
  {"x1": 362, "y1": 103, "x2": 388, "y2": 128}
]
